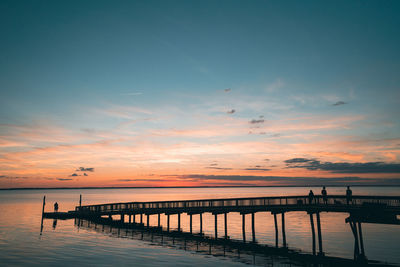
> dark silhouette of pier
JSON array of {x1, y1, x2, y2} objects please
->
[{"x1": 43, "y1": 194, "x2": 400, "y2": 265}]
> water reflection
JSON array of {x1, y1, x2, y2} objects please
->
[{"x1": 73, "y1": 217, "x2": 395, "y2": 267}]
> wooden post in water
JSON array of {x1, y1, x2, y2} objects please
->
[
  {"x1": 133, "y1": 214, "x2": 136, "y2": 224},
  {"x1": 242, "y1": 214, "x2": 246, "y2": 243},
  {"x1": 214, "y1": 214, "x2": 218, "y2": 239},
  {"x1": 158, "y1": 213, "x2": 161, "y2": 228},
  {"x1": 40, "y1": 196, "x2": 46, "y2": 234},
  {"x1": 140, "y1": 213, "x2": 143, "y2": 224},
  {"x1": 224, "y1": 213, "x2": 228, "y2": 238},
  {"x1": 273, "y1": 213, "x2": 278, "y2": 247},
  {"x1": 350, "y1": 221, "x2": 360, "y2": 259},
  {"x1": 178, "y1": 213, "x2": 181, "y2": 232},
  {"x1": 358, "y1": 222, "x2": 365, "y2": 257},
  {"x1": 129, "y1": 215, "x2": 131, "y2": 223},
  {"x1": 79, "y1": 194, "x2": 82, "y2": 207},
  {"x1": 147, "y1": 214, "x2": 150, "y2": 228},
  {"x1": 316, "y1": 212, "x2": 323, "y2": 255},
  {"x1": 121, "y1": 214, "x2": 124, "y2": 223},
  {"x1": 41, "y1": 195, "x2": 46, "y2": 217},
  {"x1": 167, "y1": 214, "x2": 170, "y2": 232},
  {"x1": 200, "y1": 213, "x2": 203, "y2": 235},
  {"x1": 281, "y1": 213, "x2": 287, "y2": 247},
  {"x1": 309, "y1": 213, "x2": 316, "y2": 255},
  {"x1": 190, "y1": 214, "x2": 193, "y2": 234},
  {"x1": 251, "y1": 212, "x2": 256, "y2": 243}
]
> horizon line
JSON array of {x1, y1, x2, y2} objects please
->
[{"x1": 1, "y1": 184, "x2": 400, "y2": 191}]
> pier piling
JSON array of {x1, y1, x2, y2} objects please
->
[
  {"x1": 281, "y1": 213, "x2": 287, "y2": 247},
  {"x1": 200, "y1": 213, "x2": 203, "y2": 234},
  {"x1": 316, "y1": 212, "x2": 323, "y2": 255},
  {"x1": 214, "y1": 214, "x2": 218, "y2": 239},
  {"x1": 251, "y1": 213, "x2": 256, "y2": 243},
  {"x1": 242, "y1": 214, "x2": 246, "y2": 243},
  {"x1": 189, "y1": 214, "x2": 192, "y2": 234},
  {"x1": 224, "y1": 213, "x2": 228, "y2": 238},
  {"x1": 274, "y1": 213, "x2": 278, "y2": 247},
  {"x1": 178, "y1": 213, "x2": 181, "y2": 232},
  {"x1": 309, "y1": 213, "x2": 316, "y2": 255}
]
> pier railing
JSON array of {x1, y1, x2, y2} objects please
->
[{"x1": 76, "y1": 195, "x2": 400, "y2": 214}]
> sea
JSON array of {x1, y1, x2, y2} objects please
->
[{"x1": 0, "y1": 186, "x2": 399, "y2": 266}]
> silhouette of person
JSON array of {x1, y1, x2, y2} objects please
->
[
  {"x1": 308, "y1": 190, "x2": 314, "y2": 204},
  {"x1": 54, "y1": 202, "x2": 59, "y2": 212},
  {"x1": 321, "y1": 186, "x2": 327, "y2": 204},
  {"x1": 346, "y1": 186, "x2": 352, "y2": 204}
]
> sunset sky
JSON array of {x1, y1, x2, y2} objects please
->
[{"x1": 1, "y1": 0, "x2": 400, "y2": 188}]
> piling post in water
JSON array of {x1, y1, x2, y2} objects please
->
[
  {"x1": 251, "y1": 212, "x2": 256, "y2": 243},
  {"x1": 167, "y1": 214, "x2": 170, "y2": 232},
  {"x1": 79, "y1": 194, "x2": 82, "y2": 207},
  {"x1": 309, "y1": 213, "x2": 316, "y2": 255},
  {"x1": 316, "y1": 212, "x2": 323, "y2": 255},
  {"x1": 350, "y1": 221, "x2": 360, "y2": 260},
  {"x1": 147, "y1": 214, "x2": 150, "y2": 228},
  {"x1": 41, "y1": 195, "x2": 46, "y2": 217},
  {"x1": 129, "y1": 215, "x2": 131, "y2": 223},
  {"x1": 200, "y1": 213, "x2": 203, "y2": 235},
  {"x1": 281, "y1": 213, "x2": 287, "y2": 247},
  {"x1": 273, "y1": 213, "x2": 278, "y2": 247},
  {"x1": 358, "y1": 222, "x2": 366, "y2": 258},
  {"x1": 224, "y1": 213, "x2": 228, "y2": 238},
  {"x1": 190, "y1": 214, "x2": 193, "y2": 234},
  {"x1": 214, "y1": 214, "x2": 218, "y2": 239},
  {"x1": 40, "y1": 196, "x2": 46, "y2": 234},
  {"x1": 133, "y1": 214, "x2": 136, "y2": 224},
  {"x1": 242, "y1": 214, "x2": 246, "y2": 243},
  {"x1": 140, "y1": 213, "x2": 143, "y2": 224},
  {"x1": 178, "y1": 213, "x2": 181, "y2": 232},
  {"x1": 121, "y1": 214, "x2": 124, "y2": 223},
  {"x1": 158, "y1": 213, "x2": 161, "y2": 228}
]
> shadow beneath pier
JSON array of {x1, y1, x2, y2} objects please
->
[{"x1": 73, "y1": 217, "x2": 393, "y2": 267}]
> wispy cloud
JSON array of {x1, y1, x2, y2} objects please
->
[
  {"x1": 332, "y1": 101, "x2": 347, "y2": 106},
  {"x1": 249, "y1": 119, "x2": 264, "y2": 124},
  {"x1": 76, "y1": 167, "x2": 94, "y2": 172},
  {"x1": 265, "y1": 79, "x2": 284, "y2": 93},
  {"x1": 284, "y1": 158, "x2": 400, "y2": 173},
  {"x1": 171, "y1": 174, "x2": 400, "y2": 186},
  {"x1": 243, "y1": 168, "x2": 271, "y2": 171},
  {"x1": 205, "y1": 167, "x2": 233, "y2": 170},
  {"x1": 227, "y1": 109, "x2": 236, "y2": 114}
]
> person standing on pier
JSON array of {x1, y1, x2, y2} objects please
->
[
  {"x1": 308, "y1": 190, "x2": 314, "y2": 204},
  {"x1": 321, "y1": 186, "x2": 327, "y2": 204},
  {"x1": 346, "y1": 186, "x2": 352, "y2": 205},
  {"x1": 54, "y1": 202, "x2": 59, "y2": 212}
]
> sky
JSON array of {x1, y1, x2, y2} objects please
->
[{"x1": 1, "y1": 0, "x2": 400, "y2": 188}]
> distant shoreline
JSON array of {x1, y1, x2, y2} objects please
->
[{"x1": 1, "y1": 184, "x2": 399, "y2": 190}]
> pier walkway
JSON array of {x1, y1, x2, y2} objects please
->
[{"x1": 43, "y1": 195, "x2": 400, "y2": 263}]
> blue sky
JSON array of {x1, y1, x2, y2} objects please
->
[{"x1": 0, "y1": 0, "x2": 399, "y2": 187}]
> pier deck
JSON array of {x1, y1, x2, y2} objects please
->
[{"x1": 43, "y1": 194, "x2": 400, "y2": 263}]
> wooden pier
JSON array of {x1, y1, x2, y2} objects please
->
[{"x1": 43, "y1": 194, "x2": 400, "y2": 263}]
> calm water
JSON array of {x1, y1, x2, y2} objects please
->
[{"x1": 0, "y1": 187, "x2": 399, "y2": 266}]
